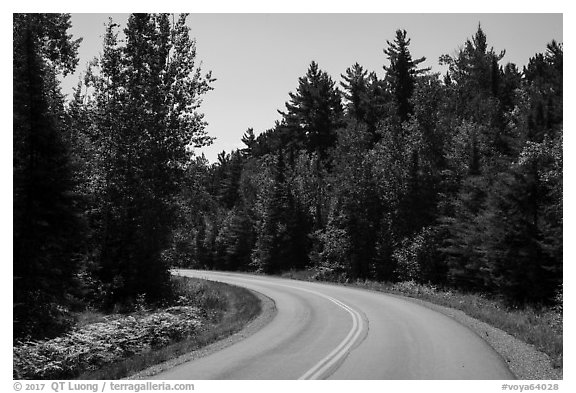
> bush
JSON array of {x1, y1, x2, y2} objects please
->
[
  {"x1": 393, "y1": 226, "x2": 446, "y2": 284},
  {"x1": 551, "y1": 285, "x2": 562, "y2": 333},
  {"x1": 13, "y1": 306, "x2": 202, "y2": 379},
  {"x1": 310, "y1": 226, "x2": 351, "y2": 279},
  {"x1": 391, "y1": 280, "x2": 439, "y2": 297}
]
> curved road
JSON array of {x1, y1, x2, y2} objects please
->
[{"x1": 153, "y1": 270, "x2": 514, "y2": 380}]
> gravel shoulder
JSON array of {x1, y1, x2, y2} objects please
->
[{"x1": 127, "y1": 289, "x2": 277, "y2": 379}]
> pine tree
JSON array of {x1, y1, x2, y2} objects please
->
[
  {"x1": 439, "y1": 24, "x2": 505, "y2": 126},
  {"x1": 481, "y1": 152, "x2": 561, "y2": 305},
  {"x1": 340, "y1": 63, "x2": 369, "y2": 122},
  {"x1": 241, "y1": 128, "x2": 256, "y2": 157},
  {"x1": 214, "y1": 150, "x2": 245, "y2": 209},
  {"x1": 319, "y1": 123, "x2": 381, "y2": 279},
  {"x1": 524, "y1": 40, "x2": 563, "y2": 141},
  {"x1": 251, "y1": 153, "x2": 289, "y2": 273},
  {"x1": 13, "y1": 13, "x2": 83, "y2": 338},
  {"x1": 215, "y1": 207, "x2": 256, "y2": 271},
  {"x1": 383, "y1": 29, "x2": 429, "y2": 123},
  {"x1": 498, "y1": 63, "x2": 522, "y2": 114},
  {"x1": 251, "y1": 152, "x2": 311, "y2": 273},
  {"x1": 279, "y1": 61, "x2": 343, "y2": 160}
]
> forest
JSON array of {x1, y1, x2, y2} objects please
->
[{"x1": 13, "y1": 13, "x2": 562, "y2": 342}]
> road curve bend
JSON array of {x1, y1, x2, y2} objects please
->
[{"x1": 152, "y1": 270, "x2": 514, "y2": 380}]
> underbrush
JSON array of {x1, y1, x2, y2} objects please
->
[
  {"x1": 13, "y1": 276, "x2": 261, "y2": 380},
  {"x1": 282, "y1": 269, "x2": 563, "y2": 369}
]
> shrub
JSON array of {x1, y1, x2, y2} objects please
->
[
  {"x1": 310, "y1": 226, "x2": 351, "y2": 279},
  {"x1": 13, "y1": 306, "x2": 202, "y2": 379},
  {"x1": 393, "y1": 226, "x2": 447, "y2": 284}
]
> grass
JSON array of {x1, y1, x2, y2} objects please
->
[
  {"x1": 281, "y1": 269, "x2": 563, "y2": 369},
  {"x1": 13, "y1": 276, "x2": 261, "y2": 380}
]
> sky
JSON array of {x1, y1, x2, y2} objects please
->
[{"x1": 61, "y1": 13, "x2": 562, "y2": 163}]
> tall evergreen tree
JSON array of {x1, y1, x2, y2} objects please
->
[
  {"x1": 279, "y1": 61, "x2": 343, "y2": 160},
  {"x1": 340, "y1": 63, "x2": 369, "y2": 122},
  {"x1": 524, "y1": 40, "x2": 563, "y2": 142},
  {"x1": 481, "y1": 144, "x2": 562, "y2": 304},
  {"x1": 241, "y1": 128, "x2": 256, "y2": 157},
  {"x1": 439, "y1": 24, "x2": 505, "y2": 129},
  {"x1": 324, "y1": 124, "x2": 381, "y2": 279},
  {"x1": 210, "y1": 150, "x2": 245, "y2": 209},
  {"x1": 13, "y1": 13, "x2": 83, "y2": 338},
  {"x1": 383, "y1": 29, "x2": 429, "y2": 123},
  {"x1": 215, "y1": 207, "x2": 256, "y2": 271},
  {"x1": 251, "y1": 152, "x2": 311, "y2": 273}
]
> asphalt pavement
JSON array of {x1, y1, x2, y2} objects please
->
[{"x1": 151, "y1": 270, "x2": 515, "y2": 380}]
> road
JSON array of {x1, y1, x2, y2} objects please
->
[{"x1": 152, "y1": 270, "x2": 515, "y2": 380}]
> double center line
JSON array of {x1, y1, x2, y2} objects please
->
[
  {"x1": 293, "y1": 287, "x2": 365, "y2": 380},
  {"x1": 182, "y1": 271, "x2": 366, "y2": 380}
]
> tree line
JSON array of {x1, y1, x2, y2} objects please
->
[
  {"x1": 171, "y1": 26, "x2": 562, "y2": 307},
  {"x1": 13, "y1": 14, "x2": 562, "y2": 341}
]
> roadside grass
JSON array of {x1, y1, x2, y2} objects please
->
[
  {"x1": 281, "y1": 269, "x2": 563, "y2": 369},
  {"x1": 13, "y1": 276, "x2": 261, "y2": 380}
]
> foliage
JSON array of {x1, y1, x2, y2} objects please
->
[
  {"x1": 13, "y1": 13, "x2": 85, "y2": 339},
  {"x1": 71, "y1": 14, "x2": 214, "y2": 305},
  {"x1": 215, "y1": 207, "x2": 256, "y2": 270},
  {"x1": 278, "y1": 61, "x2": 344, "y2": 160},
  {"x1": 251, "y1": 153, "x2": 312, "y2": 273},
  {"x1": 13, "y1": 306, "x2": 203, "y2": 379},
  {"x1": 311, "y1": 225, "x2": 351, "y2": 280},
  {"x1": 393, "y1": 226, "x2": 445, "y2": 283},
  {"x1": 322, "y1": 124, "x2": 382, "y2": 279},
  {"x1": 383, "y1": 29, "x2": 430, "y2": 122}
]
